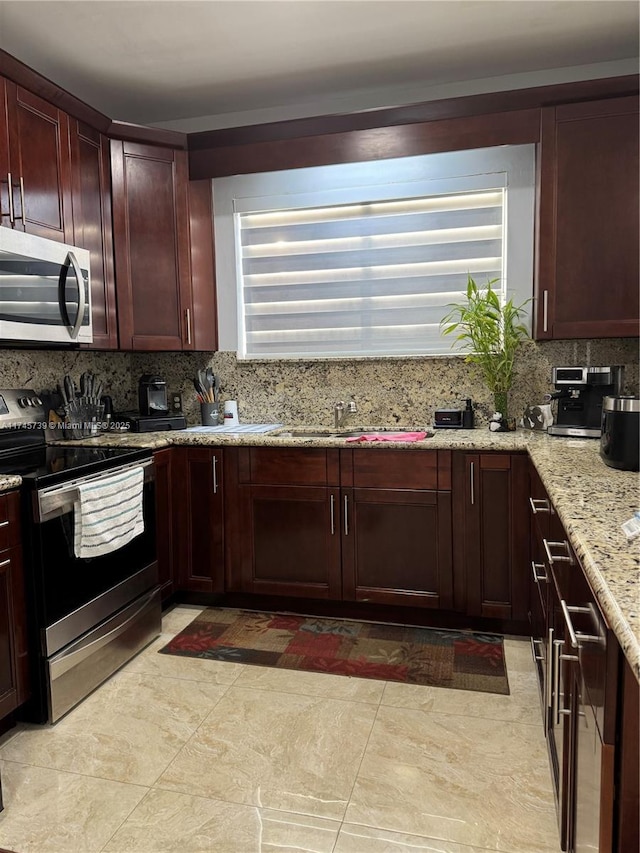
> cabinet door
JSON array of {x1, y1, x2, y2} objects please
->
[
  {"x1": 341, "y1": 487, "x2": 453, "y2": 608},
  {"x1": 0, "y1": 77, "x2": 10, "y2": 227},
  {"x1": 70, "y1": 121, "x2": 117, "y2": 349},
  {"x1": 536, "y1": 96, "x2": 639, "y2": 339},
  {"x1": 175, "y1": 448, "x2": 224, "y2": 594},
  {"x1": 240, "y1": 484, "x2": 342, "y2": 599},
  {"x1": 5, "y1": 81, "x2": 73, "y2": 242},
  {"x1": 154, "y1": 449, "x2": 176, "y2": 603},
  {"x1": 0, "y1": 544, "x2": 28, "y2": 720},
  {"x1": 111, "y1": 141, "x2": 192, "y2": 350},
  {"x1": 616, "y1": 658, "x2": 639, "y2": 853},
  {"x1": 462, "y1": 453, "x2": 529, "y2": 622},
  {"x1": 572, "y1": 673, "x2": 615, "y2": 853},
  {"x1": 186, "y1": 179, "x2": 217, "y2": 351}
]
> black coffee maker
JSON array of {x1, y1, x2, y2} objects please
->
[
  {"x1": 546, "y1": 366, "x2": 623, "y2": 438},
  {"x1": 138, "y1": 375, "x2": 169, "y2": 417},
  {"x1": 117, "y1": 375, "x2": 186, "y2": 432}
]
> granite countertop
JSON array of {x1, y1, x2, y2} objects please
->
[
  {"x1": 0, "y1": 474, "x2": 23, "y2": 493},
  {"x1": 1, "y1": 426, "x2": 638, "y2": 678}
]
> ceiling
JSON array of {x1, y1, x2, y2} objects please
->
[{"x1": 0, "y1": 0, "x2": 638, "y2": 127}]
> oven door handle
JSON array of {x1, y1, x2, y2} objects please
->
[
  {"x1": 48, "y1": 587, "x2": 159, "y2": 680},
  {"x1": 36, "y1": 459, "x2": 155, "y2": 523}
]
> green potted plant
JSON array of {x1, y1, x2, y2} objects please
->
[{"x1": 441, "y1": 275, "x2": 530, "y2": 427}]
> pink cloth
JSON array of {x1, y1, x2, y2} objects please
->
[{"x1": 345, "y1": 432, "x2": 427, "y2": 443}]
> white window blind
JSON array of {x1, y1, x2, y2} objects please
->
[{"x1": 237, "y1": 188, "x2": 505, "y2": 358}]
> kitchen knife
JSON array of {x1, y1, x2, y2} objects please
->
[{"x1": 64, "y1": 374, "x2": 75, "y2": 404}]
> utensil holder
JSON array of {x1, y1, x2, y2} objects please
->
[
  {"x1": 200, "y1": 402, "x2": 220, "y2": 426},
  {"x1": 63, "y1": 402, "x2": 105, "y2": 440}
]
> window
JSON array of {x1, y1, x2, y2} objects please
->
[{"x1": 214, "y1": 146, "x2": 535, "y2": 359}]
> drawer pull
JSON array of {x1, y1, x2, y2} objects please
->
[
  {"x1": 530, "y1": 637, "x2": 544, "y2": 662},
  {"x1": 0, "y1": 520, "x2": 9, "y2": 528},
  {"x1": 0, "y1": 558, "x2": 10, "y2": 568},
  {"x1": 470, "y1": 461, "x2": 475, "y2": 505},
  {"x1": 543, "y1": 539, "x2": 573, "y2": 565},
  {"x1": 529, "y1": 497, "x2": 551, "y2": 514},
  {"x1": 531, "y1": 561, "x2": 548, "y2": 583}
]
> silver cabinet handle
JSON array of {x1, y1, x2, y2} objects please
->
[
  {"x1": 531, "y1": 560, "x2": 548, "y2": 583},
  {"x1": 19, "y1": 175, "x2": 25, "y2": 223},
  {"x1": 0, "y1": 520, "x2": 9, "y2": 528},
  {"x1": 6, "y1": 172, "x2": 14, "y2": 224},
  {"x1": 0, "y1": 557, "x2": 10, "y2": 569},
  {"x1": 543, "y1": 290, "x2": 549, "y2": 333},
  {"x1": 470, "y1": 461, "x2": 475, "y2": 505},
  {"x1": 530, "y1": 637, "x2": 544, "y2": 662},
  {"x1": 561, "y1": 600, "x2": 605, "y2": 647},
  {"x1": 560, "y1": 599, "x2": 579, "y2": 648},
  {"x1": 543, "y1": 538, "x2": 573, "y2": 565},
  {"x1": 529, "y1": 497, "x2": 551, "y2": 514},
  {"x1": 546, "y1": 627, "x2": 554, "y2": 709},
  {"x1": 185, "y1": 308, "x2": 192, "y2": 345},
  {"x1": 552, "y1": 637, "x2": 564, "y2": 724},
  {"x1": 212, "y1": 455, "x2": 218, "y2": 494},
  {"x1": 330, "y1": 494, "x2": 335, "y2": 535},
  {"x1": 343, "y1": 495, "x2": 349, "y2": 536}
]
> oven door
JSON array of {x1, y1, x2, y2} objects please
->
[{"x1": 32, "y1": 460, "x2": 157, "y2": 657}]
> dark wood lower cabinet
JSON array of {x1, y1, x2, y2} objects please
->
[
  {"x1": 616, "y1": 657, "x2": 639, "y2": 853},
  {"x1": 454, "y1": 452, "x2": 529, "y2": 623},
  {"x1": 341, "y1": 487, "x2": 453, "y2": 608},
  {"x1": 224, "y1": 447, "x2": 454, "y2": 608},
  {"x1": 0, "y1": 492, "x2": 29, "y2": 722},
  {"x1": 237, "y1": 484, "x2": 342, "y2": 599},
  {"x1": 175, "y1": 447, "x2": 224, "y2": 594},
  {"x1": 154, "y1": 449, "x2": 176, "y2": 603}
]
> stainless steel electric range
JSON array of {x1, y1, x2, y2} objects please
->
[{"x1": 0, "y1": 389, "x2": 161, "y2": 723}]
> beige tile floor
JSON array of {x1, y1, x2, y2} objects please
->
[{"x1": 0, "y1": 605, "x2": 562, "y2": 853}]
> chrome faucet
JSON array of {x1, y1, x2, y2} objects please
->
[{"x1": 334, "y1": 399, "x2": 357, "y2": 429}]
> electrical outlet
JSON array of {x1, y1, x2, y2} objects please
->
[{"x1": 169, "y1": 391, "x2": 183, "y2": 413}]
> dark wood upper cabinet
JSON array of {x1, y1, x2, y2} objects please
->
[
  {"x1": 70, "y1": 121, "x2": 118, "y2": 349},
  {"x1": 111, "y1": 140, "x2": 193, "y2": 351},
  {"x1": 454, "y1": 452, "x2": 529, "y2": 623},
  {"x1": 187, "y1": 179, "x2": 217, "y2": 352},
  {"x1": 535, "y1": 95, "x2": 640, "y2": 339},
  {"x1": 2, "y1": 79, "x2": 73, "y2": 242},
  {"x1": 110, "y1": 140, "x2": 217, "y2": 352}
]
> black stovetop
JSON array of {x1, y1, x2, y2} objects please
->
[{"x1": 0, "y1": 433, "x2": 151, "y2": 489}]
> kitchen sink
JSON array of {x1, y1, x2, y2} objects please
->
[{"x1": 277, "y1": 428, "x2": 430, "y2": 439}]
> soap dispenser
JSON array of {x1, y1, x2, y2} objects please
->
[{"x1": 463, "y1": 398, "x2": 474, "y2": 429}]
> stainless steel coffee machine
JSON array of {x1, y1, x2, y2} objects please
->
[{"x1": 546, "y1": 366, "x2": 623, "y2": 438}]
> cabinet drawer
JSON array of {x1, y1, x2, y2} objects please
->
[
  {"x1": 348, "y1": 450, "x2": 440, "y2": 490},
  {"x1": 0, "y1": 492, "x2": 20, "y2": 552},
  {"x1": 240, "y1": 448, "x2": 338, "y2": 486}
]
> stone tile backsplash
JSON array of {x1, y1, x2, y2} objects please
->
[
  {"x1": 132, "y1": 338, "x2": 639, "y2": 427},
  {"x1": 0, "y1": 349, "x2": 135, "y2": 410},
  {"x1": 0, "y1": 339, "x2": 635, "y2": 427}
]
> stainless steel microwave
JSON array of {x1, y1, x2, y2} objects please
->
[{"x1": 0, "y1": 228, "x2": 92, "y2": 344}]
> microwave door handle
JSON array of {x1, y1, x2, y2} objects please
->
[{"x1": 60, "y1": 251, "x2": 86, "y2": 340}]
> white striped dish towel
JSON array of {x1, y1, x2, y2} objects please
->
[{"x1": 73, "y1": 466, "x2": 145, "y2": 559}]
